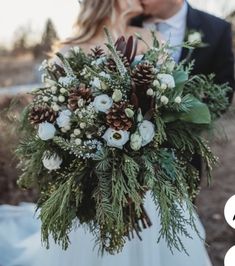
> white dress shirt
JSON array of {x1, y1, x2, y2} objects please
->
[{"x1": 143, "y1": 1, "x2": 188, "y2": 62}]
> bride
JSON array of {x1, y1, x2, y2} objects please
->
[{"x1": 0, "y1": 0, "x2": 212, "y2": 265}]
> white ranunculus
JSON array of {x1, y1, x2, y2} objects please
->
[
  {"x1": 38, "y1": 122, "x2": 56, "y2": 141},
  {"x1": 188, "y1": 32, "x2": 202, "y2": 45},
  {"x1": 138, "y1": 120, "x2": 155, "y2": 146},
  {"x1": 157, "y1": 74, "x2": 175, "y2": 89},
  {"x1": 42, "y1": 152, "x2": 62, "y2": 171},
  {"x1": 56, "y1": 110, "x2": 72, "y2": 128},
  {"x1": 130, "y1": 131, "x2": 142, "y2": 151},
  {"x1": 93, "y1": 94, "x2": 113, "y2": 113},
  {"x1": 102, "y1": 128, "x2": 130, "y2": 149}
]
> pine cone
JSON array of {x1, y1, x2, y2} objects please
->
[
  {"x1": 106, "y1": 102, "x2": 133, "y2": 131},
  {"x1": 68, "y1": 84, "x2": 92, "y2": 111},
  {"x1": 106, "y1": 52, "x2": 130, "y2": 72},
  {"x1": 132, "y1": 62, "x2": 155, "y2": 86},
  {"x1": 29, "y1": 106, "x2": 57, "y2": 125},
  {"x1": 90, "y1": 46, "x2": 105, "y2": 59}
]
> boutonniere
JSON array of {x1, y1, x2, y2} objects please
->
[{"x1": 186, "y1": 30, "x2": 207, "y2": 48}]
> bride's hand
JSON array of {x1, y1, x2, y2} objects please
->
[{"x1": 116, "y1": 0, "x2": 143, "y2": 20}]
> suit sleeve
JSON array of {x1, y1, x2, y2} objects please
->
[{"x1": 212, "y1": 23, "x2": 235, "y2": 103}]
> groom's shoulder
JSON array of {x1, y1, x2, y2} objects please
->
[{"x1": 190, "y1": 6, "x2": 231, "y2": 31}]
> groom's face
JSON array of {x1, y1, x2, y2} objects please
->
[{"x1": 140, "y1": 0, "x2": 183, "y2": 17}]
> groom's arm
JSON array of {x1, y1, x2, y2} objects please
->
[{"x1": 212, "y1": 22, "x2": 235, "y2": 103}]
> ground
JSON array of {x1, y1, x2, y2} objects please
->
[{"x1": 0, "y1": 56, "x2": 235, "y2": 266}]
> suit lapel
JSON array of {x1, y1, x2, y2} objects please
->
[{"x1": 180, "y1": 4, "x2": 201, "y2": 61}]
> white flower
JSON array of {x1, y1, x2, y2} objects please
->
[
  {"x1": 80, "y1": 122, "x2": 86, "y2": 129},
  {"x1": 38, "y1": 122, "x2": 56, "y2": 141},
  {"x1": 75, "y1": 138, "x2": 82, "y2": 145},
  {"x1": 112, "y1": 89, "x2": 122, "y2": 102},
  {"x1": 130, "y1": 131, "x2": 142, "y2": 151},
  {"x1": 72, "y1": 46, "x2": 80, "y2": 54},
  {"x1": 58, "y1": 95, "x2": 65, "y2": 103},
  {"x1": 74, "y1": 129, "x2": 81, "y2": 136},
  {"x1": 188, "y1": 32, "x2": 202, "y2": 45},
  {"x1": 60, "y1": 88, "x2": 67, "y2": 94},
  {"x1": 160, "y1": 95, "x2": 169, "y2": 105},
  {"x1": 52, "y1": 103, "x2": 60, "y2": 112},
  {"x1": 42, "y1": 152, "x2": 62, "y2": 171},
  {"x1": 91, "y1": 77, "x2": 102, "y2": 89},
  {"x1": 153, "y1": 79, "x2": 160, "y2": 87},
  {"x1": 147, "y1": 88, "x2": 154, "y2": 96},
  {"x1": 56, "y1": 110, "x2": 72, "y2": 128},
  {"x1": 157, "y1": 74, "x2": 175, "y2": 89},
  {"x1": 93, "y1": 94, "x2": 113, "y2": 113},
  {"x1": 174, "y1": 96, "x2": 182, "y2": 104},
  {"x1": 103, "y1": 128, "x2": 130, "y2": 149},
  {"x1": 51, "y1": 86, "x2": 57, "y2": 94},
  {"x1": 138, "y1": 120, "x2": 155, "y2": 146},
  {"x1": 42, "y1": 96, "x2": 49, "y2": 102}
]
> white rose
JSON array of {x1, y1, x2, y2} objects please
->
[
  {"x1": 188, "y1": 32, "x2": 202, "y2": 44},
  {"x1": 157, "y1": 74, "x2": 175, "y2": 89},
  {"x1": 138, "y1": 120, "x2": 155, "y2": 146},
  {"x1": 160, "y1": 95, "x2": 169, "y2": 105},
  {"x1": 130, "y1": 131, "x2": 142, "y2": 151},
  {"x1": 38, "y1": 122, "x2": 56, "y2": 141},
  {"x1": 102, "y1": 128, "x2": 130, "y2": 149},
  {"x1": 42, "y1": 152, "x2": 62, "y2": 171},
  {"x1": 93, "y1": 94, "x2": 113, "y2": 113},
  {"x1": 56, "y1": 110, "x2": 72, "y2": 128}
]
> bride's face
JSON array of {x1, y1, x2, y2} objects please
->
[{"x1": 115, "y1": 0, "x2": 144, "y2": 18}]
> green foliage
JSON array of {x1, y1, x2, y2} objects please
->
[{"x1": 16, "y1": 28, "x2": 229, "y2": 256}]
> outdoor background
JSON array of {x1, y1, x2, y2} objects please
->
[{"x1": 0, "y1": 1, "x2": 235, "y2": 265}]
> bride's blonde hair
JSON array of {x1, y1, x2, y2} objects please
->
[{"x1": 65, "y1": 0, "x2": 115, "y2": 44}]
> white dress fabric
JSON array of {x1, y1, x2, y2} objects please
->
[{"x1": 0, "y1": 193, "x2": 212, "y2": 266}]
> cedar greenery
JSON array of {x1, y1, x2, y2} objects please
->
[{"x1": 16, "y1": 29, "x2": 231, "y2": 255}]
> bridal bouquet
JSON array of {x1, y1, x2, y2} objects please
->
[{"x1": 16, "y1": 29, "x2": 230, "y2": 254}]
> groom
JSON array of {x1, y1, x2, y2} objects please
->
[{"x1": 131, "y1": 0, "x2": 235, "y2": 182}]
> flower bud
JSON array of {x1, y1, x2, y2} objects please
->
[
  {"x1": 125, "y1": 108, "x2": 134, "y2": 118},
  {"x1": 160, "y1": 96, "x2": 169, "y2": 105},
  {"x1": 112, "y1": 89, "x2": 123, "y2": 102}
]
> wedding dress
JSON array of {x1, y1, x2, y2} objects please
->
[{"x1": 0, "y1": 192, "x2": 212, "y2": 266}]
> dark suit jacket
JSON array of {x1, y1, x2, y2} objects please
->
[{"x1": 131, "y1": 5, "x2": 235, "y2": 180}]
